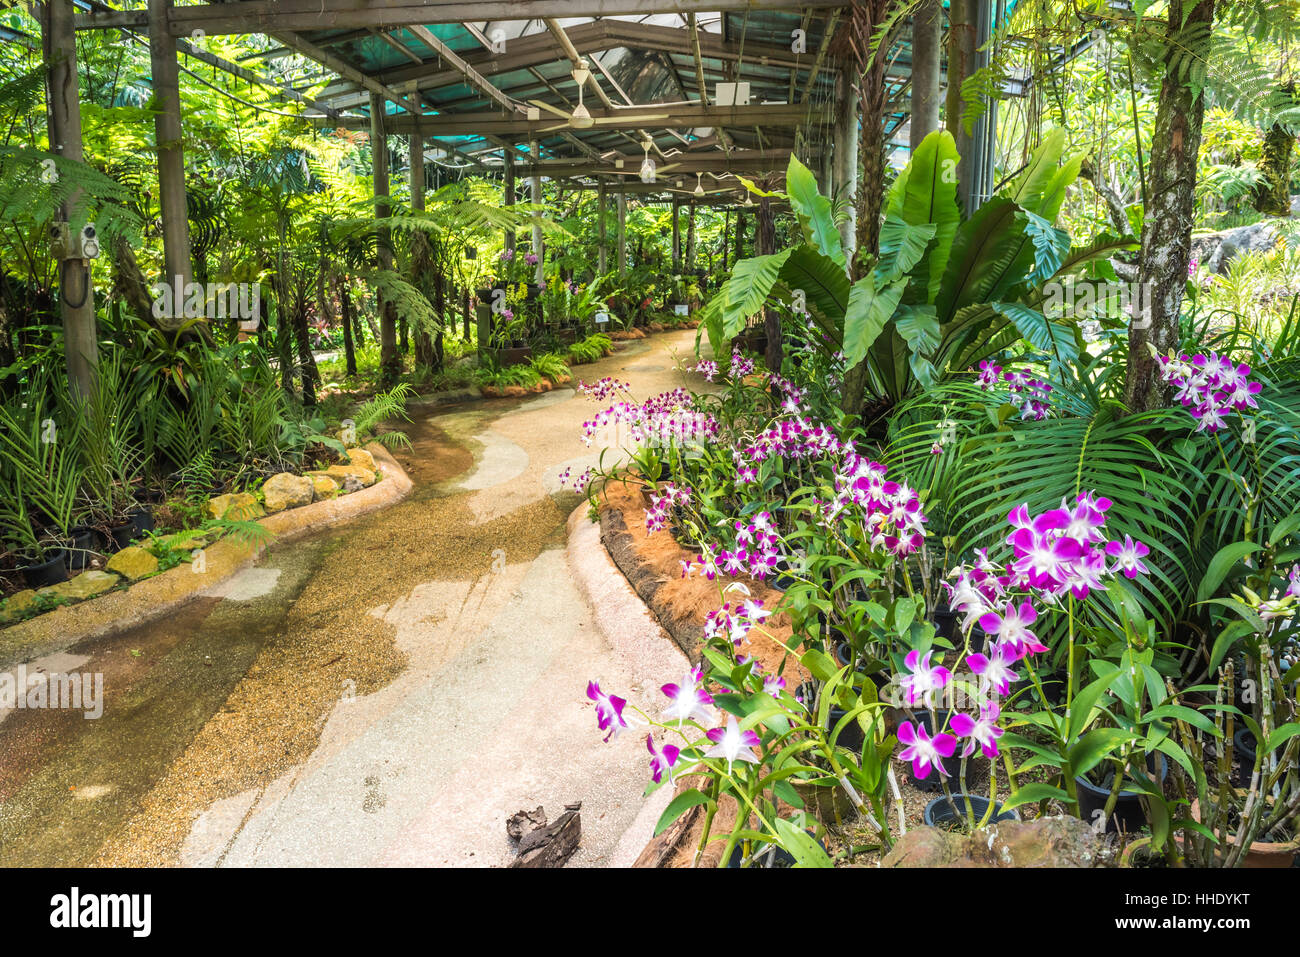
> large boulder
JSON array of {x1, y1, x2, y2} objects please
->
[
  {"x1": 105, "y1": 547, "x2": 159, "y2": 581},
  {"x1": 0, "y1": 589, "x2": 38, "y2": 623},
  {"x1": 881, "y1": 815, "x2": 1114, "y2": 868},
  {"x1": 311, "y1": 475, "x2": 340, "y2": 500},
  {"x1": 314, "y1": 464, "x2": 376, "y2": 489},
  {"x1": 1191, "y1": 221, "x2": 1280, "y2": 274},
  {"x1": 345, "y1": 447, "x2": 376, "y2": 472},
  {"x1": 205, "y1": 492, "x2": 264, "y2": 521},
  {"x1": 262, "y1": 472, "x2": 314, "y2": 513},
  {"x1": 40, "y1": 569, "x2": 120, "y2": 601}
]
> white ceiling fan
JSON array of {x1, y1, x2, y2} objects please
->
[{"x1": 528, "y1": 58, "x2": 668, "y2": 132}]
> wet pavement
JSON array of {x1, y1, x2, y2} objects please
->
[{"x1": 0, "y1": 329, "x2": 704, "y2": 867}]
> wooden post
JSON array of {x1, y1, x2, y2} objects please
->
[
  {"x1": 758, "y1": 195, "x2": 780, "y2": 372},
  {"x1": 616, "y1": 187, "x2": 626, "y2": 277},
  {"x1": 722, "y1": 209, "x2": 730, "y2": 272},
  {"x1": 947, "y1": 0, "x2": 979, "y2": 212},
  {"x1": 911, "y1": 0, "x2": 942, "y2": 151},
  {"x1": 503, "y1": 150, "x2": 516, "y2": 255},
  {"x1": 370, "y1": 93, "x2": 399, "y2": 383},
  {"x1": 148, "y1": 0, "x2": 192, "y2": 327},
  {"x1": 45, "y1": 0, "x2": 96, "y2": 402},
  {"x1": 411, "y1": 133, "x2": 440, "y2": 369},
  {"x1": 671, "y1": 197, "x2": 680, "y2": 272},
  {"x1": 597, "y1": 180, "x2": 607, "y2": 275},
  {"x1": 685, "y1": 200, "x2": 696, "y2": 273}
]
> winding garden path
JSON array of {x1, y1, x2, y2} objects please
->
[{"x1": 0, "y1": 328, "x2": 709, "y2": 867}]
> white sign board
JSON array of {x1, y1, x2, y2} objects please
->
[
  {"x1": 674, "y1": 304, "x2": 689, "y2": 316},
  {"x1": 595, "y1": 311, "x2": 610, "y2": 325}
]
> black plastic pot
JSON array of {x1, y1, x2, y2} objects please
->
[
  {"x1": 1075, "y1": 753, "x2": 1167, "y2": 834},
  {"x1": 930, "y1": 603, "x2": 959, "y2": 642},
  {"x1": 66, "y1": 526, "x2": 99, "y2": 572},
  {"x1": 772, "y1": 557, "x2": 800, "y2": 591},
  {"x1": 924, "y1": 793, "x2": 1018, "y2": 828},
  {"x1": 1231, "y1": 726, "x2": 1296, "y2": 787},
  {"x1": 107, "y1": 521, "x2": 136, "y2": 552},
  {"x1": 725, "y1": 832, "x2": 825, "y2": 868},
  {"x1": 908, "y1": 710, "x2": 966, "y2": 792},
  {"x1": 128, "y1": 506, "x2": 154, "y2": 535},
  {"x1": 19, "y1": 548, "x2": 68, "y2": 588}
]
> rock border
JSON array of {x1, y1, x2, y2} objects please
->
[{"x1": 0, "y1": 443, "x2": 413, "y2": 669}]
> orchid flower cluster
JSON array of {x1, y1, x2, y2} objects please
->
[
  {"x1": 645, "y1": 482, "x2": 693, "y2": 534},
  {"x1": 557, "y1": 466, "x2": 596, "y2": 493},
  {"x1": 1247, "y1": 563, "x2": 1300, "y2": 622},
  {"x1": 975, "y1": 361, "x2": 1053, "y2": 420},
  {"x1": 684, "y1": 511, "x2": 784, "y2": 581},
  {"x1": 821, "y1": 453, "x2": 928, "y2": 557},
  {"x1": 585, "y1": 595, "x2": 779, "y2": 787},
  {"x1": 579, "y1": 386, "x2": 719, "y2": 452},
  {"x1": 889, "y1": 493, "x2": 1153, "y2": 781},
  {"x1": 1157, "y1": 350, "x2": 1261, "y2": 433}
]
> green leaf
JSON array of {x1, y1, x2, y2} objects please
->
[
  {"x1": 786, "y1": 154, "x2": 845, "y2": 270},
  {"x1": 843, "y1": 275, "x2": 907, "y2": 368},
  {"x1": 1001, "y1": 782, "x2": 1070, "y2": 812},
  {"x1": 885, "y1": 129, "x2": 961, "y2": 302},
  {"x1": 653, "y1": 788, "x2": 712, "y2": 836},
  {"x1": 1068, "y1": 670, "x2": 1119, "y2": 740},
  {"x1": 1068, "y1": 727, "x2": 1137, "y2": 779},
  {"x1": 1266, "y1": 722, "x2": 1300, "y2": 755},
  {"x1": 876, "y1": 216, "x2": 936, "y2": 284},
  {"x1": 990, "y1": 300, "x2": 1078, "y2": 369},
  {"x1": 1196, "y1": 541, "x2": 1262, "y2": 603},
  {"x1": 720, "y1": 248, "x2": 796, "y2": 337},
  {"x1": 800, "y1": 647, "x2": 839, "y2": 682},
  {"x1": 772, "y1": 817, "x2": 833, "y2": 867}
]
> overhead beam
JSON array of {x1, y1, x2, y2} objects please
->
[
  {"x1": 313, "y1": 103, "x2": 831, "y2": 136},
  {"x1": 407, "y1": 23, "x2": 517, "y2": 113},
  {"x1": 523, "y1": 149, "x2": 799, "y2": 179},
  {"x1": 77, "y1": 2, "x2": 851, "y2": 36}
]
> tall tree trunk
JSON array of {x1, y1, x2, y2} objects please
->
[
  {"x1": 910, "y1": 0, "x2": 942, "y2": 149},
  {"x1": 758, "y1": 195, "x2": 781, "y2": 373},
  {"x1": 946, "y1": 0, "x2": 978, "y2": 213},
  {"x1": 338, "y1": 277, "x2": 357, "y2": 377},
  {"x1": 1252, "y1": 86, "x2": 1296, "y2": 216},
  {"x1": 292, "y1": 288, "x2": 319, "y2": 408},
  {"x1": 1125, "y1": 0, "x2": 1216, "y2": 414}
]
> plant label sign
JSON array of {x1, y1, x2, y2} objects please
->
[
  {"x1": 674, "y1": 304, "x2": 689, "y2": 316},
  {"x1": 595, "y1": 312, "x2": 610, "y2": 325}
]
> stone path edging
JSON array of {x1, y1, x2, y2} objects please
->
[{"x1": 0, "y1": 443, "x2": 413, "y2": 669}]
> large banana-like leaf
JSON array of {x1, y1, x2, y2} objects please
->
[
  {"x1": 934, "y1": 197, "x2": 1025, "y2": 324},
  {"x1": 990, "y1": 300, "x2": 1080, "y2": 369},
  {"x1": 999, "y1": 127, "x2": 1066, "y2": 215},
  {"x1": 886, "y1": 130, "x2": 962, "y2": 303},
  {"x1": 719, "y1": 248, "x2": 795, "y2": 337},
  {"x1": 877, "y1": 216, "x2": 936, "y2": 285},
  {"x1": 843, "y1": 275, "x2": 908, "y2": 368},
  {"x1": 778, "y1": 245, "x2": 850, "y2": 332},
  {"x1": 785, "y1": 154, "x2": 846, "y2": 271}
]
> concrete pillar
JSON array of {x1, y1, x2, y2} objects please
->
[
  {"x1": 530, "y1": 140, "x2": 543, "y2": 285},
  {"x1": 910, "y1": 0, "x2": 942, "y2": 151},
  {"x1": 148, "y1": 0, "x2": 192, "y2": 327},
  {"x1": 45, "y1": 0, "x2": 97, "y2": 402}
]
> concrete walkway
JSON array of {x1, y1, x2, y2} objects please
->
[{"x1": 0, "y1": 328, "x2": 704, "y2": 867}]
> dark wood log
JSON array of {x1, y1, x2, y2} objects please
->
[{"x1": 510, "y1": 802, "x2": 582, "y2": 868}]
